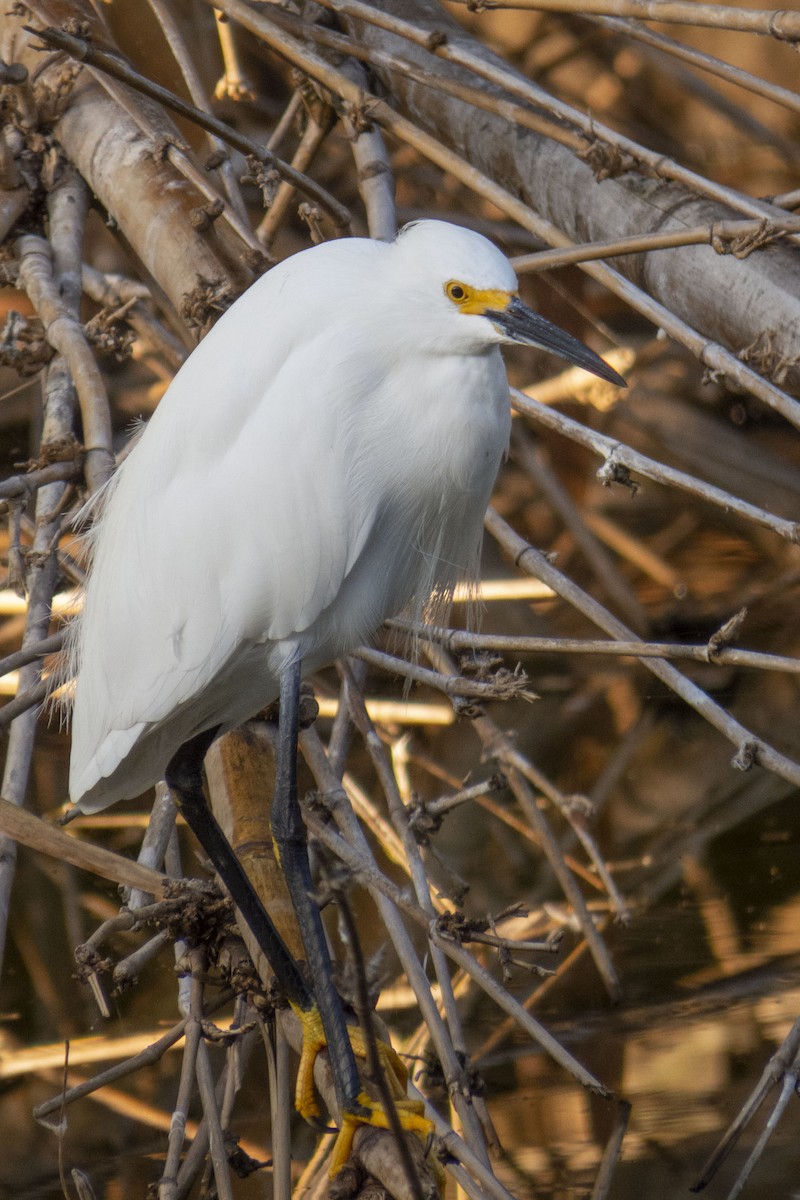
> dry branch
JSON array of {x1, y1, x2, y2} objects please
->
[
  {"x1": 512, "y1": 387, "x2": 800, "y2": 541},
  {"x1": 445, "y1": 1, "x2": 800, "y2": 40},
  {"x1": 26, "y1": 22, "x2": 351, "y2": 235},
  {"x1": 484, "y1": 508, "x2": 800, "y2": 789},
  {"x1": 0, "y1": 797, "x2": 169, "y2": 895},
  {"x1": 5, "y1": 1, "x2": 251, "y2": 318}
]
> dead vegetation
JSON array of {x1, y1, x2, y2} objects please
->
[{"x1": 1, "y1": 2, "x2": 800, "y2": 1198}]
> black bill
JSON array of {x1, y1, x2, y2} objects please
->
[{"x1": 487, "y1": 296, "x2": 627, "y2": 388}]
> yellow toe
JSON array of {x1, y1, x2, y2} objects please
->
[
  {"x1": 288, "y1": 1005, "x2": 436, "y2": 1180},
  {"x1": 292, "y1": 1004, "x2": 327, "y2": 1121},
  {"x1": 328, "y1": 1092, "x2": 435, "y2": 1178}
]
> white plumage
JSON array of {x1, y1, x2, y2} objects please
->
[{"x1": 69, "y1": 220, "x2": 621, "y2": 811}]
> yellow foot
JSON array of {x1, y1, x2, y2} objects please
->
[
  {"x1": 330, "y1": 1092, "x2": 434, "y2": 1178},
  {"x1": 289, "y1": 1004, "x2": 436, "y2": 1178}
]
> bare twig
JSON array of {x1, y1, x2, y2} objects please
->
[
  {"x1": 512, "y1": 431, "x2": 647, "y2": 630},
  {"x1": 340, "y1": 663, "x2": 493, "y2": 1164},
  {"x1": 147, "y1": 0, "x2": 250, "y2": 225},
  {"x1": 691, "y1": 1018, "x2": 800, "y2": 1193},
  {"x1": 260, "y1": 1018, "x2": 291, "y2": 1200},
  {"x1": 0, "y1": 680, "x2": 49, "y2": 724},
  {"x1": 0, "y1": 633, "x2": 63, "y2": 679},
  {"x1": 299, "y1": 738, "x2": 612, "y2": 1097},
  {"x1": 484, "y1": 508, "x2": 800, "y2": 789},
  {"x1": 333, "y1": 885, "x2": 431, "y2": 1200},
  {"x1": 353, "y1": 644, "x2": 530, "y2": 701},
  {"x1": 159, "y1": 1012, "x2": 203, "y2": 1200},
  {"x1": 192, "y1": 956, "x2": 235, "y2": 1200},
  {"x1": 17, "y1": 234, "x2": 113, "y2": 494},
  {"x1": 26, "y1": 23, "x2": 351, "y2": 234},
  {"x1": 512, "y1": 388, "x2": 800, "y2": 543},
  {"x1": 513, "y1": 215, "x2": 800, "y2": 273},
  {"x1": 32, "y1": 991, "x2": 235, "y2": 1122},
  {"x1": 445, "y1": 0, "x2": 800, "y2": 40},
  {"x1": 0, "y1": 461, "x2": 83, "y2": 506},
  {"x1": 591, "y1": 16, "x2": 800, "y2": 117},
  {"x1": 391, "y1": 623, "x2": 800, "y2": 676},
  {"x1": 257, "y1": 101, "x2": 336, "y2": 245},
  {"x1": 0, "y1": 798, "x2": 169, "y2": 897},
  {"x1": 422, "y1": 640, "x2": 626, "y2": 990}
]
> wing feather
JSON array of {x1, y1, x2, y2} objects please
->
[{"x1": 69, "y1": 240, "x2": 390, "y2": 804}]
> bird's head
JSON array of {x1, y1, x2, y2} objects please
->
[{"x1": 394, "y1": 220, "x2": 626, "y2": 387}]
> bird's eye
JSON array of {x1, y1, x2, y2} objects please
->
[{"x1": 445, "y1": 281, "x2": 468, "y2": 303}]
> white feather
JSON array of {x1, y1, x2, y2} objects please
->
[{"x1": 68, "y1": 221, "x2": 524, "y2": 810}]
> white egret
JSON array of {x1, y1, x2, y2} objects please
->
[{"x1": 67, "y1": 219, "x2": 625, "y2": 1160}]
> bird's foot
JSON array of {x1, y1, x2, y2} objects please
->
[
  {"x1": 330, "y1": 1092, "x2": 433, "y2": 1178},
  {"x1": 291, "y1": 1005, "x2": 435, "y2": 1177}
]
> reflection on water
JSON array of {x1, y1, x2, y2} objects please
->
[
  {"x1": 484, "y1": 981, "x2": 800, "y2": 1199},
  {"x1": 469, "y1": 794, "x2": 800, "y2": 1199}
]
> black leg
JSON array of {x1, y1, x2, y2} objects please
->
[
  {"x1": 165, "y1": 728, "x2": 314, "y2": 1013},
  {"x1": 272, "y1": 656, "x2": 364, "y2": 1115}
]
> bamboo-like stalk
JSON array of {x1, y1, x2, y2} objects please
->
[{"x1": 203, "y1": 726, "x2": 445, "y2": 1196}]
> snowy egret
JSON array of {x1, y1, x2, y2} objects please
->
[{"x1": 67, "y1": 219, "x2": 625, "y2": 1157}]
